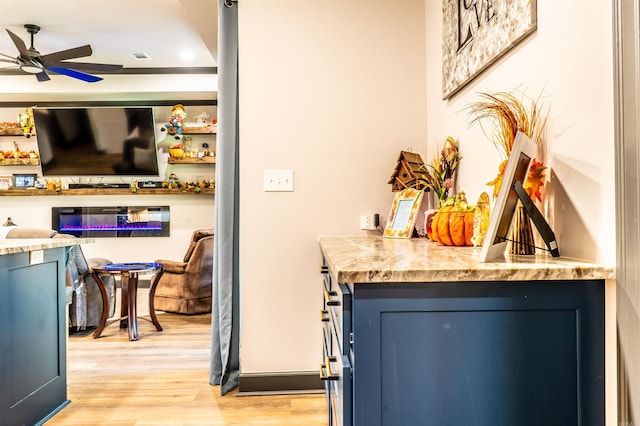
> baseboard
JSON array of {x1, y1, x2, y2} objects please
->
[{"x1": 237, "y1": 371, "x2": 324, "y2": 396}]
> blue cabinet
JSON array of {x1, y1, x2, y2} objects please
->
[
  {"x1": 0, "y1": 247, "x2": 70, "y2": 425},
  {"x1": 322, "y1": 263, "x2": 605, "y2": 426}
]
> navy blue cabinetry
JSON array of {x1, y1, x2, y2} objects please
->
[
  {"x1": 323, "y1": 269, "x2": 605, "y2": 426},
  {"x1": 321, "y1": 264, "x2": 352, "y2": 426},
  {"x1": 0, "y1": 247, "x2": 70, "y2": 425}
]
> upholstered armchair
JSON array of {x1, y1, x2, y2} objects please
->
[
  {"x1": 153, "y1": 229, "x2": 213, "y2": 314},
  {"x1": 3, "y1": 227, "x2": 116, "y2": 330}
]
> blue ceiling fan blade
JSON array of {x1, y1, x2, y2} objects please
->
[
  {"x1": 47, "y1": 66, "x2": 102, "y2": 82},
  {"x1": 35, "y1": 70, "x2": 50, "y2": 82}
]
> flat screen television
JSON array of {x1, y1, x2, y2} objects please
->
[{"x1": 33, "y1": 106, "x2": 160, "y2": 177}]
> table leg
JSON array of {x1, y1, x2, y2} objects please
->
[
  {"x1": 120, "y1": 276, "x2": 129, "y2": 329},
  {"x1": 125, "y1": 272, "x2": 140, "y2": 341},
  {"x1": 148, "y1": 269, "x2": 164, "y2": 331},
  {"x1": 91, "y1": 272, "x2": 110, "y2": 339}
]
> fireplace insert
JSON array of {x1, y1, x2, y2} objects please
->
[{"x1": 52, "y1": 206, "x2": 170, "y2": 238}]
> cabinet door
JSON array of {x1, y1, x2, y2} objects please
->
[
  {"x1": 351, "y1": 280, "x2": 604, "y2": 426},
  {"x1": 0, "y1": 249, "x2": 69, "y2": 425}
]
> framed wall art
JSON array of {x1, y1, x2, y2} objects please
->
[{"x1": 442, "y1": 0, "x2": 537, "y2": 100}]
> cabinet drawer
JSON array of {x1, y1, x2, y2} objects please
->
[
  {"x1": 322, "y1": 266, "x2": 352, "y2": 355},
  {"x1": 321, "y1": 325, "x2": 352, "y2": 426}
]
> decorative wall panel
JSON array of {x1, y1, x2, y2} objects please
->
[{"x1": 442, "y1": 0, "x2": 537, "y2": 99}]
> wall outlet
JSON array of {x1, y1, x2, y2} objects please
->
[{"x1": 360, "y1": 214, "x2": 380, "y2": 230}]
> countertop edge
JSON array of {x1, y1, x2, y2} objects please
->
[
  {"x1": 0, "y1": 238, "x2": 94, "y2": 255},
  {"x1": 319, "y1": 236, "x2": 615, "y2": 284}
]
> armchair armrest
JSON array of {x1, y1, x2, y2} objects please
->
[
  {"x1": 155, "y1": 259, "x2": 187, "y2": 274},
  {"x1": 87, "y1": 257, "x2": 112, "y2": 271}
]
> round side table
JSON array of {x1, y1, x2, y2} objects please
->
[{"x1": 91, "y1": 262, "x2": 164, "y2": 341}]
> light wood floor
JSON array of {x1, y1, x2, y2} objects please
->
[{"x1": 47, "y1": 311, "x2": 327, "y2": 425}]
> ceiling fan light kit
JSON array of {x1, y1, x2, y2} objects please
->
[{"x1": 0, "y1": 24, "x2": 123, "y2": 83}]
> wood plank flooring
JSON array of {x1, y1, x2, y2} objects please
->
[{"x1": 47, "y1": 310, "x2": 327, "y2": 425}]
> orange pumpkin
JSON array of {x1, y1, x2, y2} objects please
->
[{"x1": 430, "y1": 193, "x2": 475, "y2": 246}]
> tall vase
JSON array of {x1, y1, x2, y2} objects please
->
[{"x1": 509, "y1": 203, "x2": 535, "y2": 255}]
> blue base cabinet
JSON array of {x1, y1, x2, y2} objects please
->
[
  {"x1": 0, "y1": 248, "x2": 70, "y2": 426},
  {"x1": 321, "y1": 265, "x2": 605, "y2": 426}
]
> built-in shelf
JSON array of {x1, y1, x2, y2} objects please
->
[
  {"x1": 183, "y1": 126, "x2": 217, "y2": 134},
  {"x1": 168, "y1": 156, "x2": 216, "y2": 165},
  {"x1": 0, "y1": 128, "x2": 23, "y2": 136},
  {"x1": 0, "y1": 158, "x2": 39, "y2": 166},
  {"x1": 0, "y1": 188, "x2": 214, "y2": 196}
]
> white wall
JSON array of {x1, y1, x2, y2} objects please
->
[
  {"x1": 238, "y1": 0, "x2": 616, "y2": 381},
  {"x1": 239, "y1": 0, "x2": 427, "y2": 373}
]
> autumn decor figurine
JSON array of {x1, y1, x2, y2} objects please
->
[
  {"x1": 429, "y1": 192, "x2": 475, "y2": 246},
  {"x1": 162, "y1": 103, "x2": 187, "y2": 139},
  {"x1": 18, "y1": 107, "x2": 35, "y2": 138},
  {"x1": 467, "y1": 88, "x2": 549, "y2": 254},
  {"x1": 413, "y1": 136, "x2": 462, "y2": 207}
]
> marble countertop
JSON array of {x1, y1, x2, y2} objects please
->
[
  {"x1": 319, "y1": 236, "x2": 615, "y2": 284},
  {"x1": 0, "y1": 238, "x2": 94, "y2": 255}
]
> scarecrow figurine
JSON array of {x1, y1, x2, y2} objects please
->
[
  {"x1": 162, "y1": 104, "x2": 187, "y2": 139},
  {"x1": 18, "y1": 107, "x2": 35, "y2": 138}
]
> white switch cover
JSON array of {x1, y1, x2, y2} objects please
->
[
  {"x1": 264, "y1": 170, "x2": 294, "y2": 192},
  {"x1": 30, "y1": 250, "x2": 44, "y2": 265}
]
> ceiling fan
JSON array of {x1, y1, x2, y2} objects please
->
[{"x1": 0, "y1": 24, "x2": 123, "y2": 82}]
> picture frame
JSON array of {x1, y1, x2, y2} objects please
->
[
  {"x1": 12, "y1": 173, "x2": 37, "y2": 188},
  {"x1": 479, "y1": 132, "x2": 536, "y2": 262},
  {"x1": 383, "y1": 188, "x2": 424, "y2": 239},
  {"x1": 0, "y1": 177, "x2": 12, "y2": 190}
]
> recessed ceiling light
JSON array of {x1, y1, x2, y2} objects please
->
[
  {"x1": 130, "y1": 52, "x2": 151, "y2": 60},
  {"x1": 179, "y1": 51, "x2": 196, "y2": 61}
]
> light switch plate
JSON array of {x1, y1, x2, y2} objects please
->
[
  {"x1": 30, "y1": 250, "x2": 44, "y2": 265},
  {"x1": 264, "y1": 170, "x2": 294, "y2": 192}
]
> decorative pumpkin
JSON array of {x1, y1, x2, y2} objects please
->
[
  {"x1": 430, "y1": 192, "x2": 475, "y2": 246},
  {"x1": 169, "y1": 143, "x2": 184, "y2": 158}
]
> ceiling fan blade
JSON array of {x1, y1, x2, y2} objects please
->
[
  {"x1": 0, "y1": 51, "x2": 16, "y2": 60},
  {"x1": 48, "y1": 61, "x2": 122, "y2": 72},
  {"x1": 35, "y1": 69, "x2": 50, "y2": 82},
  {"x1": 0, "y1": 58, "x2": 17, "y2": 64},
  {"x1": 41, "y1": 45, "x2": 93, "y2": 63},
  {"x1": 6, "y1": 29, "x2": 30, "y2": 58},
  {"x1": 47, "y1": 66, "x2": 102, "y2": 82}
]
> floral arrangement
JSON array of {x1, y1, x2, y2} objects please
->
[
  {"x1": 418, "y1": 136, "x2": 461, "y2": 205},
  {"x1": 467, "y1": 89, "x2": 548, "y2": 202}
]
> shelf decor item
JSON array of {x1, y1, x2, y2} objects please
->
[
  {"x1": 161, "y1": 104, "x2": 187, "y2": 140},
  {"x1": 0, "y1": 177, "x2": 11, "y2": 190},
  {"x1": 383, "y1": 188, "x2": 424, "y2": 239},
  {"x1": 429, "y1": 192, "x2": 475, "y2": 246},
  {"x1": 427, "y1": 136, "x2": 461, "y2": 207},
  {"x1": 467, "y1": 88, "x2": 549, "y2": 255},
  {"x1": 12, "y1": 174, "x2": 37, "y2": 188}
]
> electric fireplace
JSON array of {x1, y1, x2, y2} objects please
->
[{"x1": 52, "y1": 206, "x2": 170, "y2": 238}]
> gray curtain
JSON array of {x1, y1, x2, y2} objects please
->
[{"x1": 210, "y1": 0, "x2": 239, "y2": 395}]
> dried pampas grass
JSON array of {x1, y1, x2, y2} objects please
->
[{"x1": 467, "y1": 89, "x2": 548, "y2": 159}]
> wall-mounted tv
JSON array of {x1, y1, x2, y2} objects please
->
[{"x1": 33, "y1": 107, "x2": 160, "y2": 177}]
